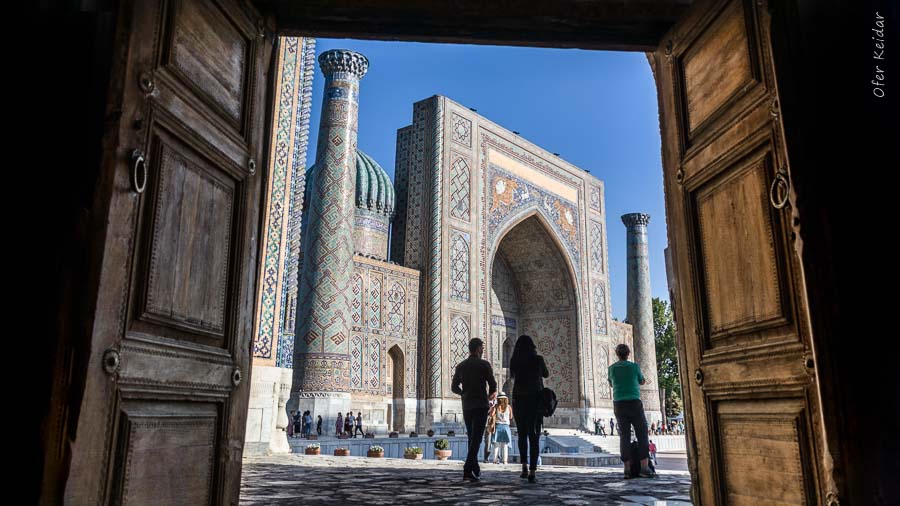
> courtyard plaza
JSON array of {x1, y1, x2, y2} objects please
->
[{"x1": 240, "y1": 435, "x2": 691, "y2": 505}]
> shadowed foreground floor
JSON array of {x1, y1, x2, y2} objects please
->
[{"x1": 241, "y1": 454, "x2": 693, "y2": 505}]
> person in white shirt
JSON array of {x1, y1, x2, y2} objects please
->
[{"x1": 491, "y1": 393, "x2": 513, "y2": 464}]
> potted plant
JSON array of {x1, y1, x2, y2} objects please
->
[
  {"x1": 426, "y1": 429, "x2": 435, "y2": 437},
  {"x1": 447, "y1": 430, "x2": 456, "y2": 437},
  {"x1": 367, "y1": 445, "x2": 384, "y2": 458},
  {"x1": 404, "y1": 447, "x2": 423, "y2": 460},
  {"x1": 434, "y1": 438, "x2": 452, "y2": 460},
  {"x1": 409, "y1": 431, "x2": 418, "y2": 438},
  {"x1": 364, "y1": 432, "x2": 375, "y2": 439},
  {"x1": 389, "y1": 431, "x2": 399, "y2": 438},
  {"x1": 304, "y1": 443, "x2": 320, "y2": 455},
  {"x1": 334, "y1": 447, "x2": 350, "y2": 457}
]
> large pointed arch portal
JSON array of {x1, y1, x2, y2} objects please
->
[{"x1": 489, "y1": 215, "x2": 580, "y2": 426}]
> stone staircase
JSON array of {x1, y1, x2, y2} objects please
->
[{"x1": 544, "y1": 430, "x2": 686, "y2": 456}]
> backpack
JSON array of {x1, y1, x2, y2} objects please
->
[{"x1": 541, "y1": 387, "x2": 558, "y2": 417}]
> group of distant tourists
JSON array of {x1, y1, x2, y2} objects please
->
[
  {"x1": 287, "y1": 411, "x2": 366, "y2": 438},
  {"x1": 649, "y1": 420, "x2": 684, "y2": 436}
]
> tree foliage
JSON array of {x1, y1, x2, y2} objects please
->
[{"x1": 653, "y1": 297, "x2": 682, "y2": 418}]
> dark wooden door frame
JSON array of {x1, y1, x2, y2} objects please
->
[{"x1": 36, "y1": 1, "x2": 896, "y2": 504}]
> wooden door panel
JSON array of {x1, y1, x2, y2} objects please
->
[
  {"x1": 713, "y1": 398, "x2": 816, "y2": 505},
  {"x1": 162, "y1": 0, "x2": 254, "y2": 131},
  {"x1": 111, "y1": 401, "x2": 219, "y2": 505},
  {"x1": 656, "y1": 0, "x2": 825, "y2": 503},
  {"x1": 675, "y1": 0, "x2": 769, "y2": 154},
  {"x1": 689, "y1": 141, "x2": 796, "y2": 348},
  {"x1": 682, "y1": 0, "x2": 754, "y2": 135},
  {"x1": 137, "y1": 126, "x2": 238, "y2": 345}
]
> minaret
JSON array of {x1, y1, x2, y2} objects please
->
[
  {"x1": 622, "y1": 213, "x2": 662, "y2": 418},
  {"x1": 292, "y1": 50, "x2": 368, "y2": 418}
]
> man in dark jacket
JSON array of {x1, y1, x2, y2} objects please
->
[{"x1": 451, "y1": 338, "x2": 497, "y2": 482}]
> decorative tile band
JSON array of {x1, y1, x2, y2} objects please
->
[{"x1": 490, "y1": 315, "x2": 517, "y2": 328}]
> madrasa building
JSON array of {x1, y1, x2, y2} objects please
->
[{"x1": 271, "y1": 48, "x2": 661, "y2": 437}]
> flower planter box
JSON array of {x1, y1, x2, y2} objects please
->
[
  {"x1": 447, "y1": 431, "x2": 456, "y2": 437},
  {"x1": 409, "y1": 432, "x2": 418, "y2": 438},
  {"x1": 364, "y1": 433, "x2": 375, "y2": 439},
  {"x1": 334, "y1": 448, "x2": 350, "y2": 457},
  {"x1": 306, "y1": 434, "x2": 318, "y2": 440},
  {"x1": 338, "y1": 434, "x2": 350, "y2": 439},
  {"x1": 404, "y1": 453, "x2": 423, "y2": 460},
  {"x1": 434, "y1": 449, "x2": 452, "y2": 461},
  {"x1": 389, "y1": 432, "x2": 399, "y2": 438},
  {"x1": 304, "y1": 448, "x2": 320, "y2": 455},
  {"x1": 367, "y1": 450, "x2": 384, "y2": 458}
]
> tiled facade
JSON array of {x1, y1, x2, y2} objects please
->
[
  {"x1": 390, "y1": 96, "x2": 656, "y2": 429},
  {"x1": 260, "y1": 49, "x2": 658, "y2": 435},
  {"x1": 252, "y1": 37, "x2": 316, "y2": 368}
]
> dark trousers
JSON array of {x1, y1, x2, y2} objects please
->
[
  {"x1": 355, "y1": 425, "x2": 364, "y2": 436},
  {"x1": 316, "y1": 425, "x2": 322, "y2": 436},
  {"x1": 613, "y1": 399, "x2": 650, "y2": 461},
  {"x1": 463, "y1": 407, "x2": 488, "y2": 477},
  {"x1": 512, "y1": 393, "x2": 542, "y2": 471}
]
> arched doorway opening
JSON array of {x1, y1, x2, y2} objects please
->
[
  {"x1": 489, "y1": 215, "x2": 580, "y2": 426},
  {"x1": 387, "y1": 345, "x2": 405, "y2": 432}
]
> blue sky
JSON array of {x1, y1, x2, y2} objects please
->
[{"x1": 306, "y1": 39, "x2": 669, "y2": 320}]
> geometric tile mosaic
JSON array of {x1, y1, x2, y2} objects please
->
[
  {"x1": 590, "y1": 220, "x2": 604, "y2": 274},
  {"x1": 351, "y1": 333, "x2": 363, "y2": 389},
  {"x1": 593, "y1": 282, "x2": 608, "y2": 335},
  {"x1": 387, "y1": 281, "x2": 405, "y2": 334},
  {"x1": 352, "y1": 273, "x2": 364, "y2": 327},
  {"x1": 449, "y1": 229, "x2": 470, "y2": 302},
  {"x1": 450, "y1": 112, "x2": 472, "y2": 148},
  {"x1": 450, "y1": 315, "x2": 470, "y2": 368},
  {"x1": 367, "y1": 336, "x2": 381, "y2": 390},
  {"x1": 449, "y1": 156, "x2": 470, "y2": 221},
  {"x1": 255, "y1": 36, "x2": 311, "y2": 362},
  {"x1": 369, "y1": 274, "x2": 382, "y2": 329},
  {"x1": 589, "y1": 185, "x2": 601, "y2": 211}
]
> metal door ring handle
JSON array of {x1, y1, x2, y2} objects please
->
[
  {"x1": 770, "y1": 170, "x2": 789, "y2": 209},
  {"x1": 132, "y1": 149, "x2": 147, "y2": 194}
]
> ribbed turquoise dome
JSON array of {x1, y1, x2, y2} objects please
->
[
  {"x1": 355, "y1": 150, "x2": 395, "y2": 217},
  {"x1": 304, "y1": 149, "x2": 394, "y2": 218}
]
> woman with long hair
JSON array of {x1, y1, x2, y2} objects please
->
[{"x1": 509, "y1": 335, "x2": 549, "y2": 483}]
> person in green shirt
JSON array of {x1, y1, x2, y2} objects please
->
[{"x1": 607, "y1": 343, "x2": 655, "y2": 478}]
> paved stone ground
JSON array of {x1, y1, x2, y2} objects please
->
[{"x1": 241, "y1": 454, "x2": 693, "y2": 505}]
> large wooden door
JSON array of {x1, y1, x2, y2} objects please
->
[
  {"x1": 653, "y1": 0, "x2": 830, "y2": 503},
  {"x1": 65, "y1": 0, "x2": 272, "y2": 503}
]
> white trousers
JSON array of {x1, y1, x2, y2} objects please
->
[{"x1": 492, "y1": 442, "x2": 509, "y2": 464}]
